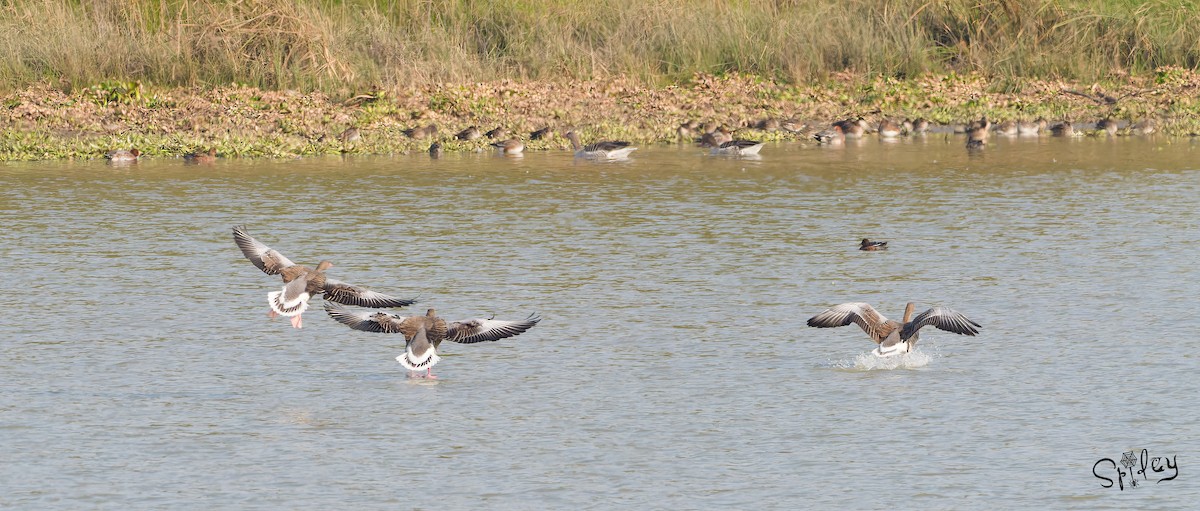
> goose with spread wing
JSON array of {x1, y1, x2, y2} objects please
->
[
  {"x1": 807, "y1": 302, "x2": 980, "y2": 357},
  {"x1": 325, "y1": 303, "x2": 541, "y2": 378},
  {"x1": 232, "y1": 225, "x2": 417, "y2": 329}
]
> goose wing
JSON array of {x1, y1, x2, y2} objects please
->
[
  {"x1": 233, "y1": 225, "x2": 297, "y2": 275},
  {"x1": 586, "y1": 140, "x2": 631, "y2": 152},
  {"x1": 322, "y1": 278, "x2": 417, "y2": 308},
  {"x1": 806, "y1": 302, "x2": 890, "y2": 338},
  {"x1": 445, "y1": 314, "x2": 542, "y2": 344},
  {"x1": 323, "y1": 302, "x2": 411, "y2": 334},
  {"x1": 721, "y1": 139, "x2": 762, "y2": 150},
  {"x1": 900, "y1": 307, "x2": 981, "y2": 340}
]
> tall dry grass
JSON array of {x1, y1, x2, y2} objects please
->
[{"x1": 1, "y1": 0, "x2": 1199, "y2": 94}]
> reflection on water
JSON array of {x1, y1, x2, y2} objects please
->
[{"x1": 2, "y1": 136, "x2": 1199, "y2": 509}]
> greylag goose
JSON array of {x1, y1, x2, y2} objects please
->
[
  {"x1": 566, "y1": 131, "x2": 637, "y2": 159},
  {"x1": 711, "y1": 139, "x2": 764, "y2": 156},
  {"x1": 324, "y1": 303, "x2": 541, "y2": 378},
  {"x1": 807, "y1": 302, "x2": 981, "y2": 357},
  {"x1": 232, "y1": 225, "x2": 416, "y2": 329},
  {"x1": 859, "y1": 239, "x2": 888, "y2": 251}
]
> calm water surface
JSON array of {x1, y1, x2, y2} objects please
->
[{"x1": 2, "y1": 136, "x2": 1198, "y2": 509}]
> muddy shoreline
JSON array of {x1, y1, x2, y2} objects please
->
[{"x1": 3, "y1": 72, "x2": 1199, "y2": 161}]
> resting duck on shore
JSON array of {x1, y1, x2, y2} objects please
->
[
  {"x1": 711, "y1": 139, "x2": 764, "y2": 156},
  {"x1": 807, "y1": 302, "x2": 981, "y2": 357},
  {"x1": 1050, "y1": 121, "x2": 1076, "y2": 137},
  {"x1": 878, "y1": 119, "x2": 903, "y2": 138},
  {"x1": 455, "y1": 126, "x2": 481, "y2": 141},
  {"x1": 1017, "y1": 118, "x2": 1047, "y2": 136},
  {"x1": 910, "y1": 118, "x2": 930, "y2": 135},
  {"x1": 834, "y1": 117, "x2": 869, "y2": 139},
  {"x1": 698, "y1": 126, "x2": 733, "y2": 148},
  {"x1": 859, "y1": 239, "x2": 888, "y2": 251},
  {"x1": 232, "y1": 225, "x2": 417, "y2": 329},
  {"x1": 324, "y1": 303, "x2": 541, "y2": 378},
  {"x1": 566, "y1": 131, "x2": 637, "y2": 159},
  {"x1": 1131, "y1": 118, "x2": 1157, "y2": 135},
  {"x1": 403, "y1": 124, "x2": 438, "y2": 139},
  {"x1": 994, "y1": 120, "x2": 1018, "y2": 136},
  {"x1": 1096, "y1": 118, "x2": 1119, "y2": 136}
]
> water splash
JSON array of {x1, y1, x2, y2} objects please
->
[{"x1": 824, "y1": 348, "x2": 934, "y2": 371}]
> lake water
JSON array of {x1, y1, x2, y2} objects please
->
[{"x1": 2, "y1": 135, "x2": 1197, "y2": 509}]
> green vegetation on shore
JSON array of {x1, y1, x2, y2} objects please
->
[{"x1": 2, "y1": 0, "x2": 1200, "y2": 92}]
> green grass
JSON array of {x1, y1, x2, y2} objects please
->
[{"x1": 2, "y1": 0, "x2": 1200, "y2": 94}]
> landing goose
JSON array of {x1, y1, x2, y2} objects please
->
[
  {"x1": 807, "y1": 302, "x2": 980, "y2": 357},
  {"x1": 232, "y1": 225, "x2": 416, "y2": 328},
  {"x1": 566, "y1": 131, "x2": 637, "y2": 159},
  {"x1": 325, "y1": 303, "x2": 541, "y2": 378}
]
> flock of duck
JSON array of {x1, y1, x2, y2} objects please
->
[
  {"x1": 103, "y1": 125, "x2": 763, "y2": 164},
  {"x1": 800, "y1": 114, "x2": 1158, "y2": 150},
  {"x1": 233, "y1": 225, "x2": 981, "y2": 377},
  {"x1": 103, "y1": 111, "x2": 1154, "y2": 164}
]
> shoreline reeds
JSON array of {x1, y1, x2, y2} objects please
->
[{"x1": 2, "y1": 1, "x2": 1199, "y2": 94}]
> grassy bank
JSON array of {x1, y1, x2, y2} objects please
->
[
  {"x1": 6, "y1": 70, "x2": 1200, "y2": 161},
  {"x1": 2, "y1": 1, "x2": 1200, "y2": 93}
]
